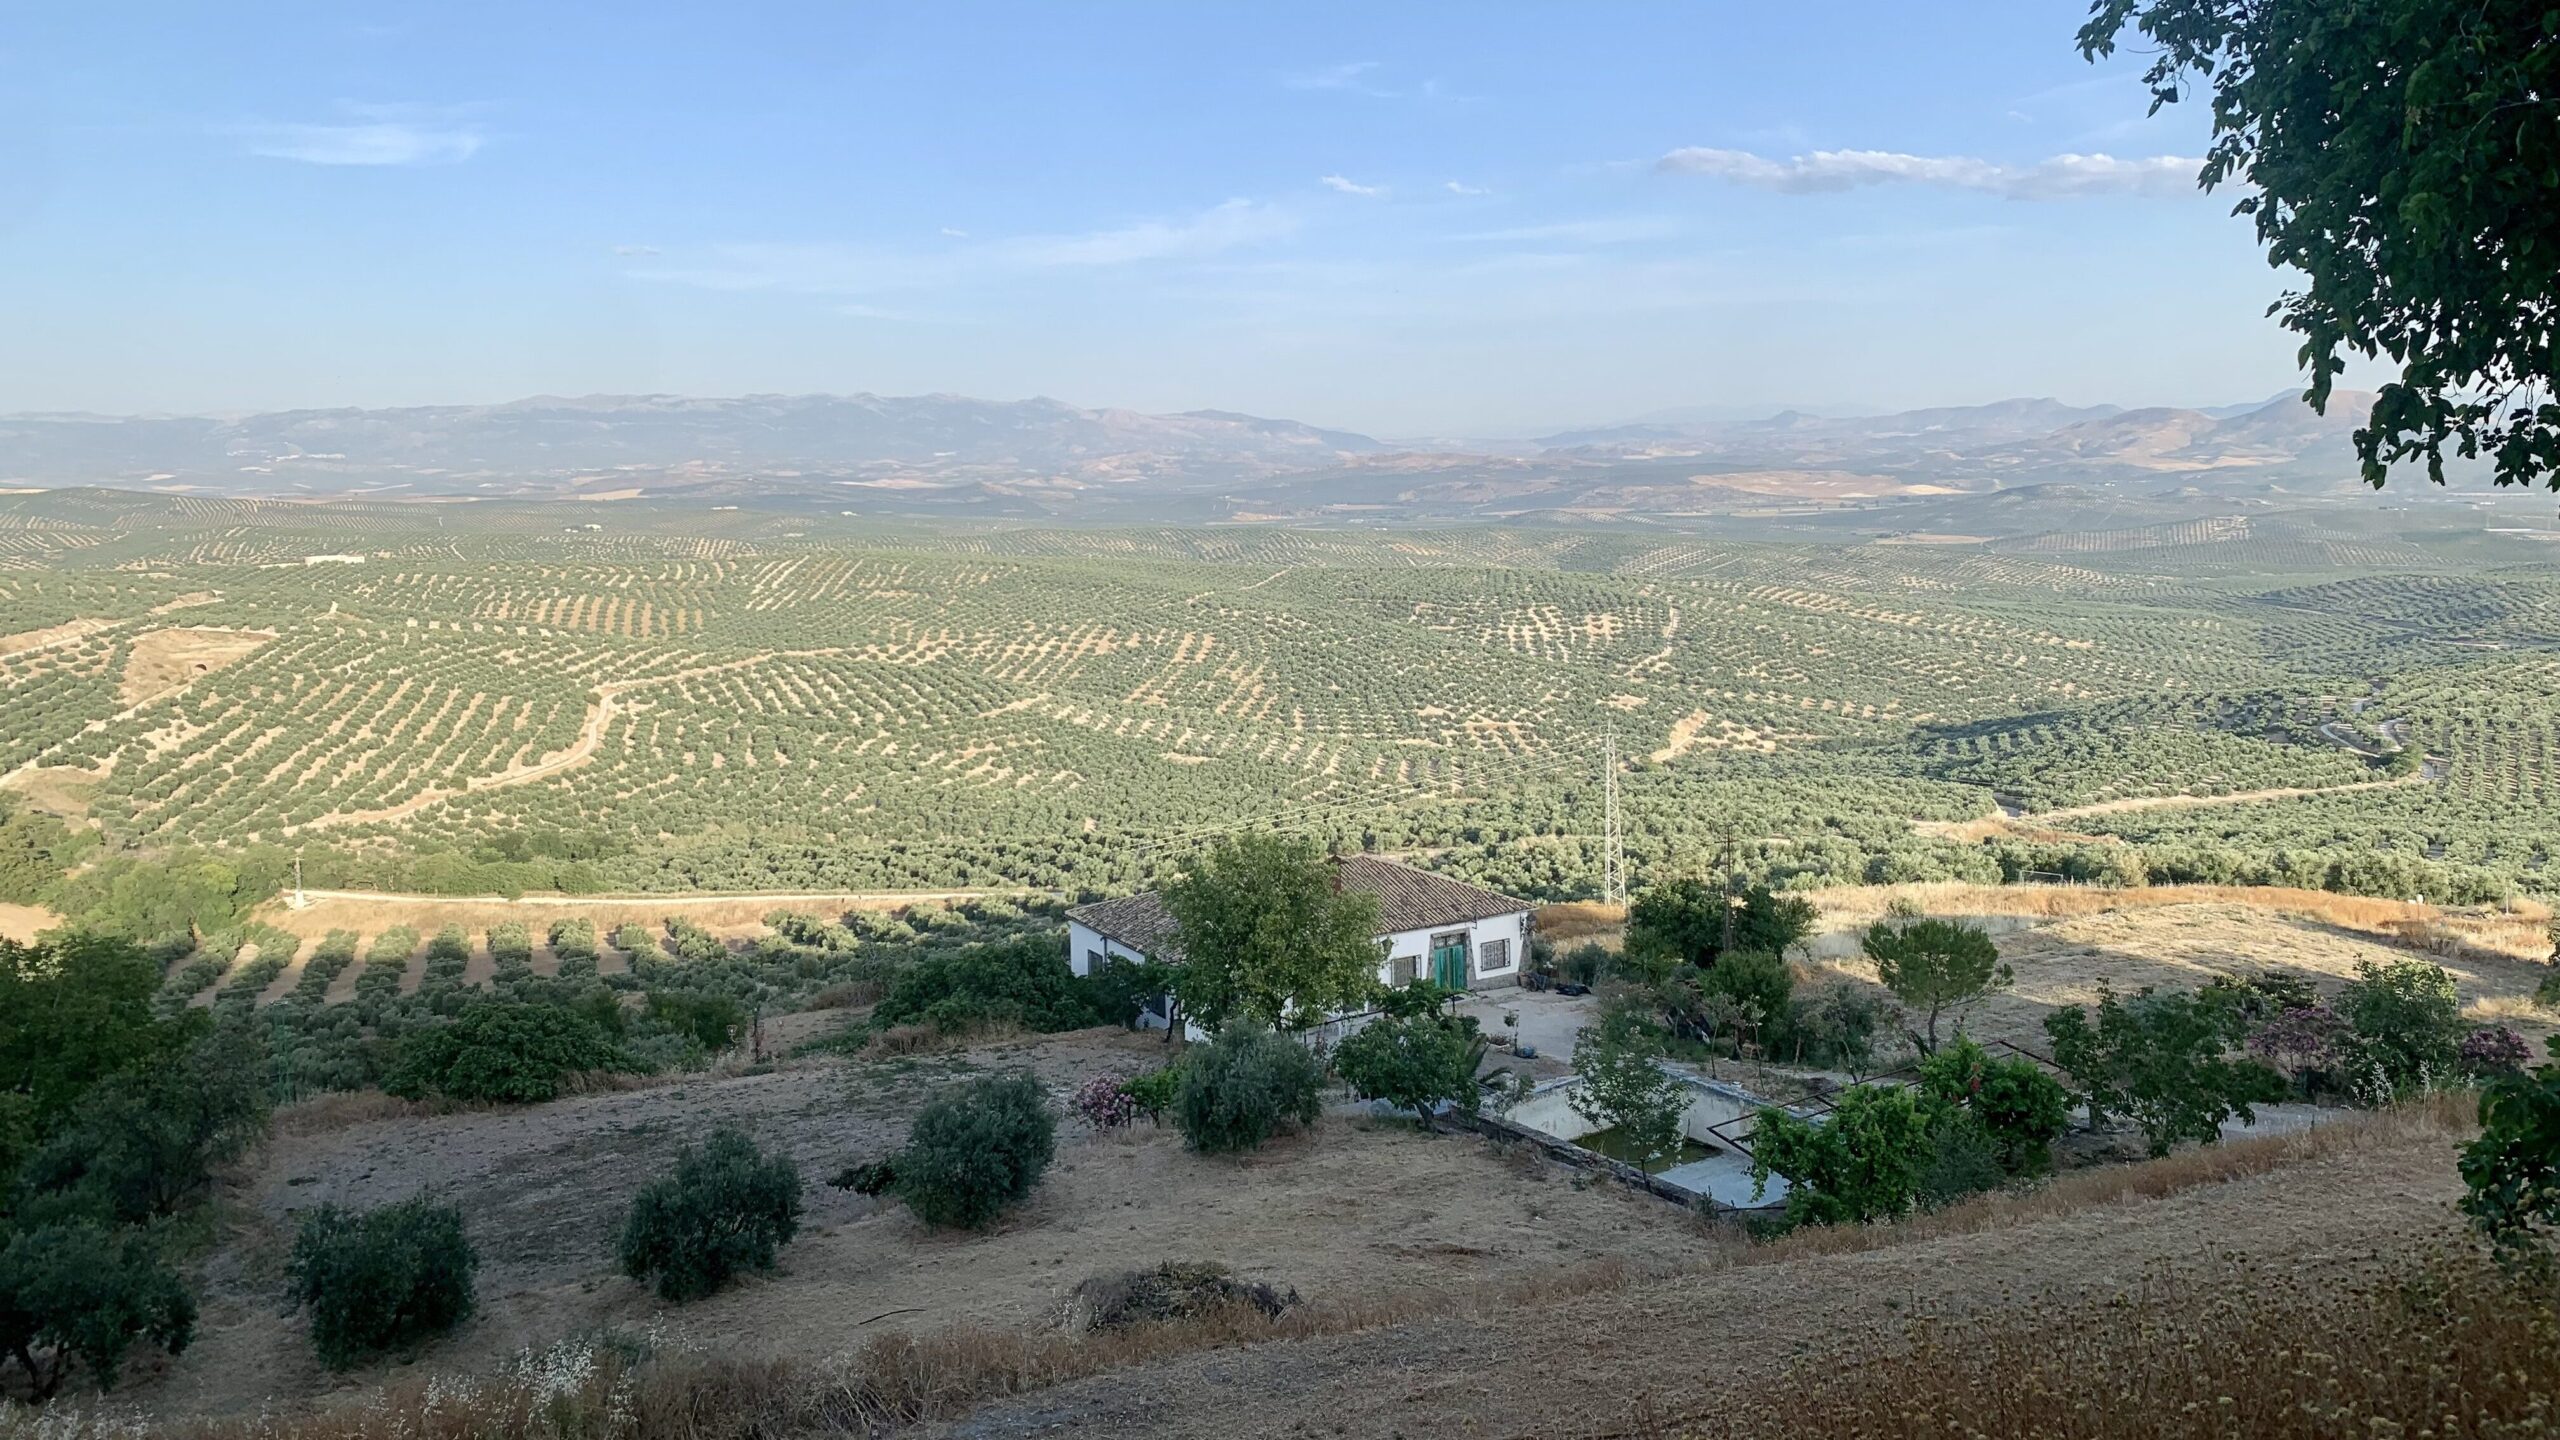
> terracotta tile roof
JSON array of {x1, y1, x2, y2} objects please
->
[
  {"x1": 1065, "y1": 890, "x2": 1185, "y2": 962},
  {"x1": 1067, "y1": 856, "x2": 1528, "y2": 961},
  {"x1": 1333, "y1": 855, "x2": 1531, "y2": 934}
]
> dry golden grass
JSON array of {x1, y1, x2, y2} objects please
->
[
  {"x1": 1670, "y1": 1240, "x2": 2556, "y2": 1440},
  {"x1": 1538, "y1": 900, "x2": 1628, "y2": 945},
  {"x1": 127, "y1": 1102, "x2": 2479, "y2": 1440}
]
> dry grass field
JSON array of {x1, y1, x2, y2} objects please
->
[{"x1": 139, "y1": 1029, "x2": 1696, "y2": 1422}]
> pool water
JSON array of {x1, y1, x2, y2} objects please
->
[{"x1": 1574, "y1": 1125, "x2": 1717, "y2": 1172}]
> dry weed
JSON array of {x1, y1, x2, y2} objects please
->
[{"x1": 1668, "y1": 1241, "x2": 2557, "y2": 1439}]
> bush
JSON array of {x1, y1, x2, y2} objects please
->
[
  {"x1": 2459, "y1": 1036, "x2": 2559, "y2": 1266},
  {"x1": 18, "y1": 1021, "x2": 271, "y2": 1225},
  {"x1": 2045, "y1": 984, "x2": 2287, "y2": 1157},
  {"x1": 1916, "y1": 1111, "x2": 2010, "y2": 1210},
  {"x1": 1696, "y1": 950, "x2": 1794, "y2": 1053},
  {"x1": 1123, "y1": 1066, "x2": 1179, "y2": 1124},
  {"x1": 2337, "y1": 959, "x2": 2465, "y2": 1099},
  {"x1": 2246, "y1": 1003, "x2": 2353, "y2": 1094},
  {"x1": 1331, "y1": 996, "x2": 1484, "y2": 1125},
  {"x1": 872, "y1": 938, "x2": 1099, "y2": 1035},
  {"x1": 644, "y1": 990, "x2": 749, "y2": 1056},
  {"x1": 287, "y1": 1198, "x2": 477, "y2": 1368},
  {"x1": 1916, "y1": 1037, "x2": 2071, "y2": 1177},
  {"x1": 1083, "y1": 956, "x2": 1166, "y2": 1029},
  {"x1": 2460, "y1": 1026, "x2": 2534, "y2": 1080},
  {"x1": 1063, "y1": 1260, "x2": 1300, "y2": 1333},
  {"x1": 0, "y1": 1222, "x2": 195, "y2": 1398},
  {"x1": 384, "y1": 1000, "x2": 635, "y2": 1104},
  {"x1": 1071, "y1": 1074, "x2": 1140, "y2": 1131},
  {"x1": 1786, "y1": 982, "x2": 1898, "y2": 1074},
  {"x1": 890, "y1": 1072, "x2": 1056, "y2": 1229},
  {"x1": 1172, "y1": 1025, "x2": 1325, "y2": 1155},
  {"x1": 1748, "y1": 1084, "x2": 1937, "y2": 1226},
  {"x1": 618, "y1": 1129, "x2": 803, "y2": 1301}
]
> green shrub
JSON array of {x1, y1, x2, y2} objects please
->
[
  {"x1": 2338, "y1": 958, "x2": 2465, "y2": 1099},
  {"x1": 19, "y1": 1022, "x2": 271, "y2": 1225},
  {"x1": 1916, "y1": 1111, "x2": 2010, "y2": 1210},
  {"x1": 2459, "y1": 1036, "x2": 2560, "y2": 1266},
  {"x1": 1123, "y1": 1065, "x2": 1179, "y2": 1123},
  {"x1": 2045, "y1": 984, "x2": 2287, "y2": 1156},
  {"x1": 287, "y1": 1198, "x2": 477, "y2": 1368},
  {"x1": 1332, "y1": 994, "x2": 1484, "y2": 1124},
  {"x1": 890, "y1": 1071, "x2": 1056, "y2": 1229},
  {"x1": 0, "y1": 1222, "x2": 195, "y2": 1398},
  {"x1": 1749, "y1": 1084, "x2": 1937, "y2": 1226},
  {"x1": 873, "y1": 937, "x2": 1098, "y2": 1035},
  {"x1": 1697, "y1": 950, "x2": 1795, "y2": 1052},
  {"x1": 384, "y1": 1000, "x2": 634, "y2": 1104},
  {"x1": 1917, "y1": 1037, "x2": 2071, "y2": 1177},
  {"x1": 618, "y1": 1129, "x2": 802, "y2": 1301},
  {"x1": 644, "y1": 990, "x2": 749, "y2": 1055},
  {"x1": 1173, "y1": 1025, "x2": 1325, "y2": 1155},
  {"x1": 1083, "y1": 955, "x2": 1167, "y2": 1029}
]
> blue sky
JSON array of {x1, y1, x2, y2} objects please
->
[{"x1": 1, "y1": 3, "x2": 2331, "y2": 435}]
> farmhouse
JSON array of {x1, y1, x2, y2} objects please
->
[{"x1": 1066, "y1": 855, "x2": 1533, "y2": 1032}]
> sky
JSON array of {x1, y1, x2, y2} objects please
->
[{"x1": 0, "y1": 2, "x2": 2339, "y2": 436}]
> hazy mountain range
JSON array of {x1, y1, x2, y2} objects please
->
[{"x1": 0, "y1": 388, "x2": 2386, "y2": 521}]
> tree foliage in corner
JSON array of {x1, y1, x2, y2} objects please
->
[
  {"x1": 2460, "y1": 1036, "x2": 2560, "y2": 1268},
  {"x1": 1163, "y1": 833, "x2": 1381, "y2": 1033},
  {"x1": 2080, "y1": 0, "x2": 2559, "y2": 489}
]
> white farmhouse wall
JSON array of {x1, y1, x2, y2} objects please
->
[
  {"x1": 1066, "y1": 920, "x2": 1154, "y2": 977},
  {"x1": 1373, "y1": 911, "x2": 1531, "y2": 990}
]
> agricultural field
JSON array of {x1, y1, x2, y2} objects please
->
[{"x1": 1, "y1": 488, "x2": 2556, "y2": 915}]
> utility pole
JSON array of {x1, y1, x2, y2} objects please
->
[{"x1": 1601, "y1": 726, "x2": 1625, "y2": 908}]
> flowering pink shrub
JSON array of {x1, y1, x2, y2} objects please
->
[
  {"x1": 2246, "y1": 1004, "x2": 2349, "y2": 1077},
  {"x1": 2458, "y1": 1025, "x2": 2532, "y2": 1078},
  {"x1": 1071, "y1": 1074, "x2": 1140, "y2": 1130}
]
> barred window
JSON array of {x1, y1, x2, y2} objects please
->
[{"x1": 1479, "y1": 937, "x2": 1513, "y2": 972}]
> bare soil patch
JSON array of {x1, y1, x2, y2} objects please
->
[
  {"x1": 119, "y1": 627, "x2": 273, "y2": 704},
  {"x1": 256, "y1": 888, "x2": 1032, "y2": 945}
]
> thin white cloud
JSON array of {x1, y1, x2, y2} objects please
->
[
  {"x1": 939, "y1": 226, "x2": 969, "y2": 238},
  {"x1": 239, "y1": 103, "x2": 487, "y2": 166},
  {"x1": 612, "y1": 243, "x2": 660, "y2": 257},
  {"x1": 1321, "y1": 174, "x2": 1387, "y2": 198},
  {"x1": 1444, "y1": 180, "x2": 1489, "y2": 197},
  {"x1": 1656, "y1": 146, "x2": 2199, "y2": 200},
  {"x1": 630, "y1": 199, "x2": 1295, "y2": 298},
  {"x1": 1283, "y1": 61, "x2": 1384, "y2": 92}
]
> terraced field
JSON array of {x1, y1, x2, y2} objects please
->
[{"x1": 1, "y1": 490, "x2": 2554, "y2": 905}]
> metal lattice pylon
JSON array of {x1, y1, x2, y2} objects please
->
[{"x1": 1602, "y1": 726, "x2": 1625, "y2": 907}]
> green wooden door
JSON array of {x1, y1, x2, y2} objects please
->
[{"x1": 1430, "y1": 934, "x2": 1468, "y2": 990}]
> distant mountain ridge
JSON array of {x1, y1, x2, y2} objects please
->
[
  {"x1": 0, "y1": 392, "x2": 1390, "y2": 488},
  {"x1": 0, "y1": 387, "x2": 2382, "y2": 508}
]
